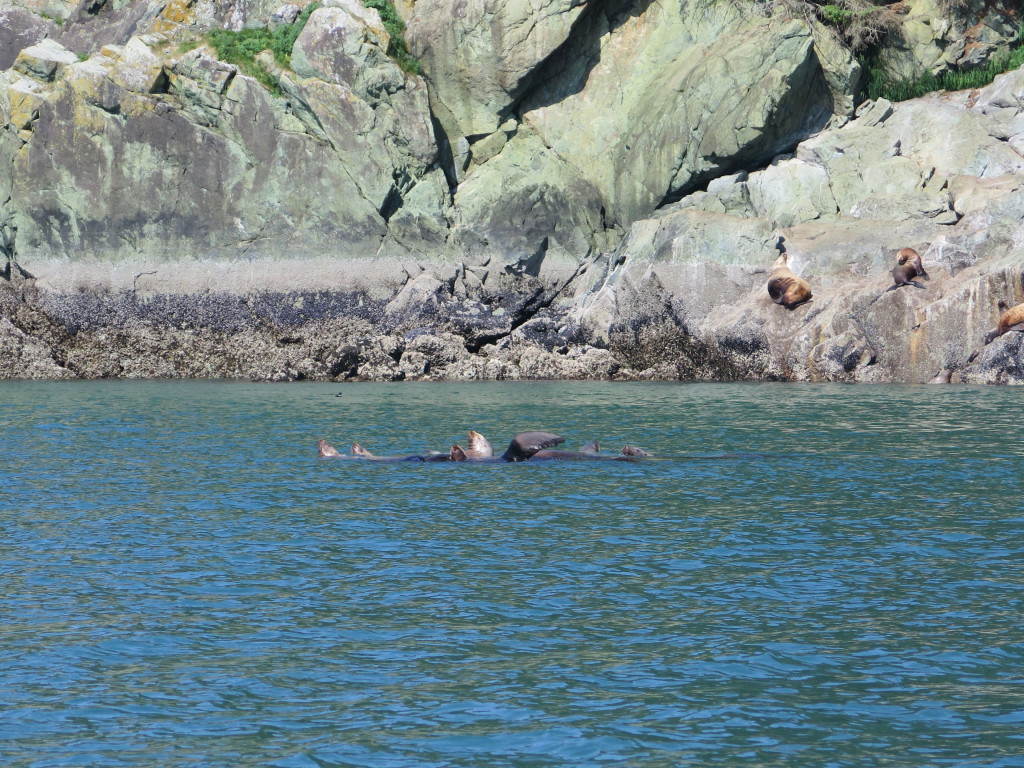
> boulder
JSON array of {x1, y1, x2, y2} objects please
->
[
  {"x1": 449, "y1": 0, "x2": 858, "y2": 262},
  {"x1": 405, "y1": 0, "x2": 590, "y2": 140},
  {"x1": 0, "y1": 4, "x2": 58, "y2": 70}
]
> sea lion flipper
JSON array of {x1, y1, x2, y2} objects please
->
[
  {"x1": 581, "y1": 440, "x2": 600, "y2": 453},
  {"x1": 501, "y1": 431, "x2": 565, "y2": 462}
]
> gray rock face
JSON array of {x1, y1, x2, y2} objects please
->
[
  {"x1": 2, "y1": 0, "x2": 1024, "y2": 384},
  {"x1": 569, "y1": 68, "x2": 1024, "y2": 384},
  {"x1": 449, "y1": 0, "x2": 857, "y2": 261},
  {"x1": 405, "y1": 0, "x2": 590, "y2": 141},
  {"x1": 0, "y1": 4, "x2": 58, "y2": 70}
]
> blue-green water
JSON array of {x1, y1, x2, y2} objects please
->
[{"x1": 2, "y1": 381, "x2": 1023, "y2": 768}]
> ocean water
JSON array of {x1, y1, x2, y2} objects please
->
[{"x1": 2, "y1": 380, "x2": 1023, "y2": 768}]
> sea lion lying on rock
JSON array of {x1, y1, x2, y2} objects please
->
[
  {"x1": 887, "y1": 247, "x2": 928, "y2": 291},
  {"x1": 984, "y1": 299, "x2": 1024, "y2": 344},
  {"x1": 968, "y1": 299, "x2": 1024, "y2": 361},
  {"x1": 767, "y1": 252, "x2": 812, "y2": 310}
]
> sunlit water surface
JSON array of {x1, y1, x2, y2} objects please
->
[{"x1": 2, "y1": 381, "x2": 1022, "y2": 767}]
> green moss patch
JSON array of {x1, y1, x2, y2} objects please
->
[
  {"x1": 206, "y1": 3, "x2": 319, "y2": 95},
  {"x1": 360, "y1": 0, "x2": 422, "y2": 75},
  {"x1": 861, "y1": 41, "x2": 1024, "y2": 102}
]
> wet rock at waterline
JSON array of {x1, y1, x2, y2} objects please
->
[{"x1": 2, "y1": 0, "x2": 1024, "y2": 383}]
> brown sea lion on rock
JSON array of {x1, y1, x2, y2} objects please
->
[
  {"x1": 767, "y1": 239, "x2": 812, "y2": 310},
  {"x1": 967, "y1": 299, "x2": 1024, "y2": 362},
  {"x1": 928, "y1": 369, "x2": 953, "y2": 384},
  {"x1": 887, "y1": 247, "x2": 928, "y2": 291},
  {"x1": 985, "y1": 300, "x2": 1024, "y2": 344}
]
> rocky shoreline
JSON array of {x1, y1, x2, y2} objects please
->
[{"x1": 2, "y1": 0, "x2": 1023, "y2": 383}]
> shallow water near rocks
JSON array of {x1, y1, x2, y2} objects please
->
[{"x1": 2, "y1": 380, "x2": 1023, "y2": 768}]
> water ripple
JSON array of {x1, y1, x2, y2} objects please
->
[{"x1": 2, "y1": 381, "x2": 1024, "y2": 767}]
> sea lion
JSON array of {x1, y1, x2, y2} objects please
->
[
  {"x1": 767, "y1": 250, "x2": 812, "y2": 310},
  {"x1": 318, "y1": 438, "x2": 343, "y2": 458},
  {"x1": 321, "y1": 431, "x2": 650, "y2": 464},
  {"x1": 465, "y1": 430, "x2": 493, "y2": 458},
  {"x1": 620, "y1": 445, "x2": 653, "y2": 457},
  {"x1": 532, "y1": 440, "x2": 654, "y2": 461},
  {"x1": 966, "y1": 299, "x2": 1024, "y2": 361},
  {"x1": 984, "y1": 299, "x2": 1024, "y2": 344},
  {"x1": 887, "y1": 247, "x2": 928, "y2": 291},
  {"x1": 500, "y1": 431, "x2": 566, "y2": 462},
  {"x1": 349, "y1": 442, "x2": 451, "y2": 462},
  {"x1": 351, "y1": 442, "x2": 375, "y2": 458},
  {"x1": 331, "y1": 432, "x2": 566, "y2": 463},
  {"x1": 928, "y1": 368, "x2": 953, "y2": 384}
]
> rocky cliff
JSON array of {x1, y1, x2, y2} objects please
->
[{"x1": 1, "y1": 0, "x2": 1023, "y2": 383}]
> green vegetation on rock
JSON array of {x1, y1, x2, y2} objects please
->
[
  {"x1": 206, "y1": 3, "x2": 319, "y2": 95},
  {"x1": 361, "y1": 0, "x2": 422, "y2": 75},
  {"x1": 811, "y1": 0, "x2": 1024, "y2": 103},
  {"x1": 861, "y1": 36, "x2": 1024, "y2": 102}
]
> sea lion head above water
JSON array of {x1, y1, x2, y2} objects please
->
[
  {"x1": 620, "y1": 445, "x2": 653, "y2": 457},
  {"x1": 318, "y1": 439, "x2": 342, "y2": 458},
  {"x1": 351, "y1": 443, "x2": 374, "y2": 458},
  {"x1": 465, "y1": 430, "x2": 493, "y2": 458}
]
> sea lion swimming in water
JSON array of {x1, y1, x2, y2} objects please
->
[
  {"x1": 620, "y1": 445, "x2": 653, "y2": 457},
  {"x1": 500, "y1": 431, "x2": 566, "y2": 462},
  {"x1": 532, "y1": 439, "x2": 654, "y2": 461},
  {"x1": 928, "y1": 368, "x2": 953, "y2": 384},
  {"x1": 767, "y1": 239, "x2": 812, "y2": 310},
  {"x1": 319, "y1": 432, "x2": 654, "y2": 463},
  {"x1": 320, "y1": 432, "x2": 565, "y2": 462},
  {"x1": 465, "y1": 430, "x2": 493, "y2": 458},
  {"x1": 318, "y1": 439, "x2": 342, "y2": 458},
  {"x1": 887, "y1": 247, "x2": 928, "y2": 291},
  {"x1": 349, "y1": 442, "x2": 452, "y2": 462}
]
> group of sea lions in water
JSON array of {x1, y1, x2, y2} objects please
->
[
  {"x1": 317, "y1": 430, "x2": 654, "y2": 463},
  {"x1": 767, "y1": 236, "x2": 1024, "y2": 379}
]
